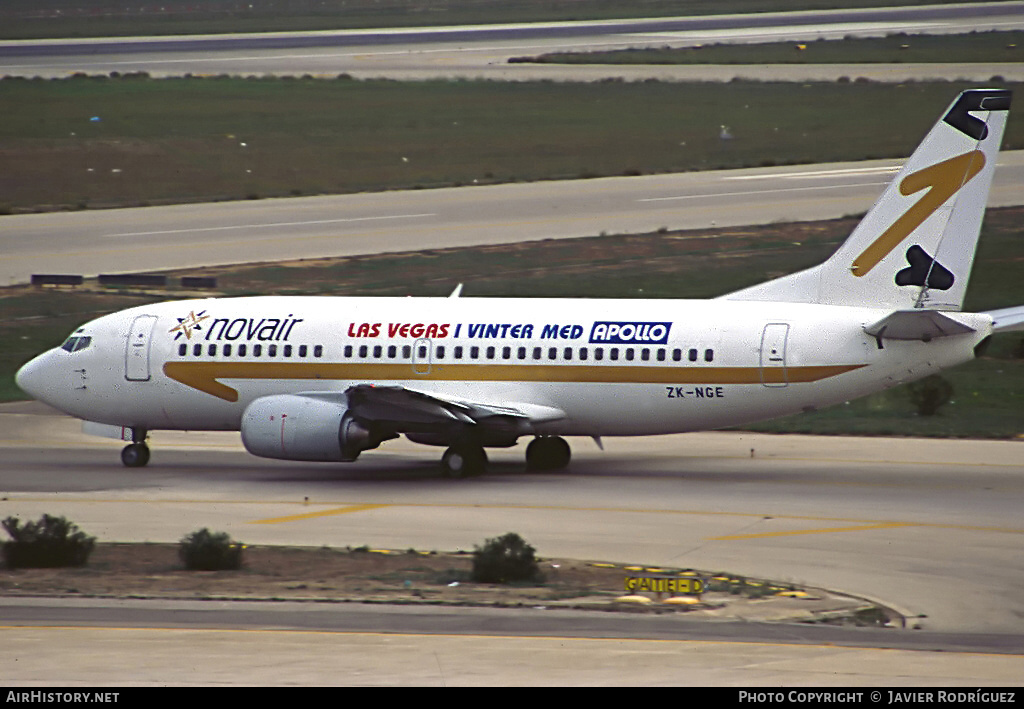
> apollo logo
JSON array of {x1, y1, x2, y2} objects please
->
[{"x1": 589, "y1": 321, "x2": 672, "y2": 345}]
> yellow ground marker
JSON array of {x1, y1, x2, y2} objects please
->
[{"x1": 251, "y1": 504, "x2": 389, "y2": 525}]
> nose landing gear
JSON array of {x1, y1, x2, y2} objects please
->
[
  {"x1": 120, "y1": 428, "x2": 150, "y2": 468},
  {"x1": 120, "y1": 443, "x2": 150, "y2": 467}
]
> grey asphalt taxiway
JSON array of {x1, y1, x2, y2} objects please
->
[
  {"x1": 3, "y1": 151, "x2": 1024, "y2": 287},
  {"x1": 2, "y1": 2, "x2": 1023, "y2": 82},
  {"x1": 1, "y1": 402, "x2": 1023, "y2": 684}
]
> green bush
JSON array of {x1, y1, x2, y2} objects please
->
[
  {"x1": 471, "y1": 532, "x2": 542, "y2": 584},
  {"x1": 906, "y1": 374, "x2": 954, "y2": 416},
  {"x1": 178, "y1": 528, "x2": 244, "y2": 571},
  {"x1": 2, "y1": 514, "x2": 96, "y2": 569},
  {"x1": 1012, "y1": 336, "x2": 1024, "y2": 359}
]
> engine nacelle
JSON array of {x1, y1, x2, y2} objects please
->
[{"x1": 241, "y1": 394, "x2": 375, "y2": 462}]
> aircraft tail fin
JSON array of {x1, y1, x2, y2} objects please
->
[{"x1": 723, "y1": 89, "x2": 1011, "y2": 310}]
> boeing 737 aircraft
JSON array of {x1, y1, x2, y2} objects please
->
[{"x1": 15, "y1": 89, "x2": 1024, "y2": 477}]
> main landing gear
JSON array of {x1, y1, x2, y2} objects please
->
[
  {"x1": 441, "y1": 444, "x2": 488, "y2": 479},
  {"x1": 120, "y1": 428, "x2": 150, "y2": 468},
  {"x1": 525, "y1": 436, "x2": 571, "y2": 471},
  {"x1": 440, "y1": 436, "x2": 572, "y2": 478}
]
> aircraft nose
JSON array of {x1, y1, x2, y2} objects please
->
[{"x1": 16, "y1": 352, "x2": 54, "y2": 403}]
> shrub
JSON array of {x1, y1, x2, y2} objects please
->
[
  {"x1": 471, "y1": 532, "x2": 542, "y2": 584},
  {"x1": 2, "y1": 515, "x2": 96, "y2": 569},
  {"x1": 906, "y1": 374, "x2": 954, "y2": 416},
  {"x1": 179, "y1": 528, "x2": 244, "y2": 571},
  {"x1": 1012, "y1": 336, "x2": 1024, "y2": 359}
]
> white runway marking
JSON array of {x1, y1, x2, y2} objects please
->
[
  {"x1": 637, "y1": 181, "x2": 890, "y2": 202},
  {"x1": 725, "y1": 166, "x2": 900, "y2": 181},
  {"x1": 106, "y1": 213, "x2": 436, "y2": 238}
]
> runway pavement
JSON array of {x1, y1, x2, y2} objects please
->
[
  {"x1": 2, "y1": 3, "x2": 1022, "y2": 81},
  {"x1": 2, "y1": 401, "x2": 1024, "y2": 685},
  {"x1": 3, "y1": 151, "x2": 1023, "y2": 286}
]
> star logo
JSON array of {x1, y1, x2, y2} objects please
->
[{"x1": 169, "y1": 310, "x2": 210, "y2": 340}]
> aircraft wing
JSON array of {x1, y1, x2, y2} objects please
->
[
  {"x1": 984, "y1": 305, "x2": 1024, "y2": 334},
  {"x1": 341, "y1": 384, "x2": 565, "y2": 431},
  {"x1": 863, "y1": 310, "x2": 976, "y2": 341}
]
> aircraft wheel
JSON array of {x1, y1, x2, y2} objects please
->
[
  {"x1": 525, "y1": 436, "x2": 571, "y2": 471},
  {"x1": 441, "y1": 445, "x2": 487, "y2": 479},
  {"x1": 121, "y1": 443, "x2": 150, "y2": 468}
]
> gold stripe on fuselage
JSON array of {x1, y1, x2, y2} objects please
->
[{"x1": 162, "y1": 361, "x2": 867, "y2": 402}]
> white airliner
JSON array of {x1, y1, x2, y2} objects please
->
[{"x1": 15, "y1": 89, "x2": 1024, "y2": 477}]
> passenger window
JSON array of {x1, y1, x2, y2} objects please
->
[
  {"x1": 470, "y1": 346, "x2": 479, "y2": 359},
  {"x1": 517, "y1": 347, "x2": 526, "y2": 360},
  {"x1": 579, "y1": 347, "x2": 588, "y2": 361},
  {"x1": 298, "y1": 345, "x2": 307, "y2": 358},
  {"x1": 253, "y1": 344, "x2": 262, "y2": 357},
  {"x1": 402, "y1": 345, "x2": 411, "y2": 358},
  {"x1": 689, "y1": 348, "x2": 698, "y2": 362},
  {"x1": 372, "y1": 345, "x2": 381, "y2": 358},
  {"x1": 641, "y1": 349, "x2": 650, "y2": 362},
  {"x1": 533, "y1": 347, "x2": 542, "y2": 360},
  {"x1": 672, "y1": 349, "x2": 682, "y2": 362},
  {"x1": 358, "y1": 345, "x2": 368, "y2": 358},
  {"x1": 609, "y1": 348, "x2": 619, "y2": 361},
  {"x1": 223, "y1": 344, "x2": 232, "y2": 357},
  {"x1": 417, "y1": 345, "x2": 427, "y2": 358},
  {"x1": 193, "y1": 344, "x2": 202, "y2": 356},
  {"x1": 548, "y1": 347, "x2": 557, "y2": 361},
  {"x1": 563, "y1": 347, "x2": 573, "y2": 361},
  {"x1": 486, "y1": 346, "x2": 495, "y2": 359},
  {"x1": 657, "y1": 349, "x2": 666, "y2": 362},
  {"x1": 502, "y1": 346, "x2": 511, "y2": 360},
  {"x1": 208, "y1": 344, "x2": 217, "y2": 356},
  {"x1": 239, "y1": 344, "x2": 248, "y2": 357},
  {"x1": 595, "y1": 348, "x2": 604, "y2": 361},
  {"x1": 454, "y1": 346, "x2": 464, "y2": 359},
  {"x1": 284, "y1": 345, "x2": 292, "y2": 357},
  {"x1": 178, "y1": 344, "x2": 187, "y2": 357},
  {"x1": 268, "y1": 344, "x2": 277, "y2": 357},
  {"x1": 388, "y1": 345, "x2": 397, "y2": 358},
  {"x1": 625, "y1": 348, "x2": 634, "y2": 361},
  {"x1": 705, "y1": 349, "x2": 714, "y2": 362},
  {"x1": 436, "y1": 346, "x2": 445, "y2": 359},
  {"x1": 313, "y1": 345, "x2": 322, "y2": 358}
]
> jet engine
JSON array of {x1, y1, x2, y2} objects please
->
[{"x1": 241, "y1": 394, "x2": 380, "y2": 462}]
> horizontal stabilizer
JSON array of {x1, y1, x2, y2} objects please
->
[
  {"x1": 863, "y1": 310, "x2": 976, "y2": 342},
  {"x1": 984, "y1": 305, "x2": 1024, "y2": 333}
]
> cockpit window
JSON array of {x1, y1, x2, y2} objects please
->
[{"x1": 60, "y1": 336, "x2": 92, "y2": 353}]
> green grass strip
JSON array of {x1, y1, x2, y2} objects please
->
[
  {"x1": 0, "y1": 0, "x2": 971, "y2": 40},
  {"x1": 516, "y1": 30, "x2": 1024, "y2": 65},
  {"x1": 2, "y1": 77, "x2": 1022, "y2": 214}
]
